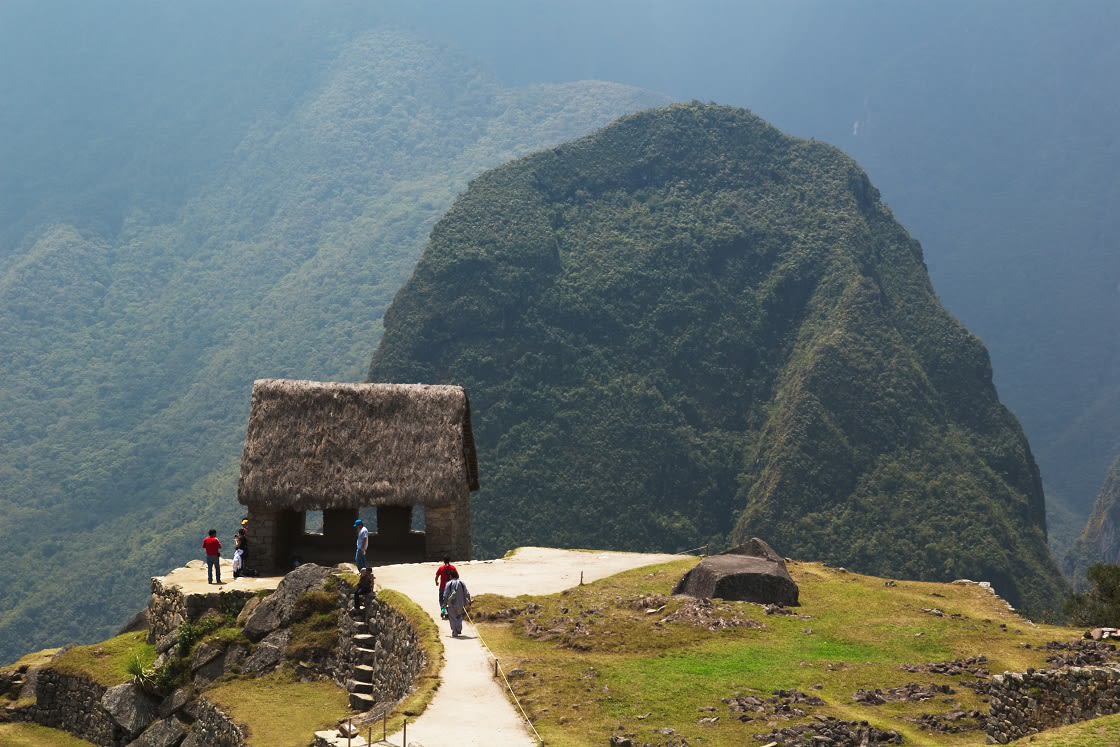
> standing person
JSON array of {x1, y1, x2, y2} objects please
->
[
  {"x1": 233, "y1": 524, "x2": 249, "y2": 578},
  {"x1": 354, "y1": 519, "x2": 369, "y2": 570},
  {"x1": 434, "y1": 557, "x2": 457, "y2": 620},
  {"x1": 441, "y1": 569, "x2": 471, "y2": 638},
  {"x1": 202, "y1": 529, "x2": 222, "y2": 584}
]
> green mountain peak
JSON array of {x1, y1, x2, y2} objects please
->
[{"x1": 368, "y1": 103, "x2": 1066, "y2": 616}]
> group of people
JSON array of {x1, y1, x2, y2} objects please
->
[
  {"x1": 204, "y1": 518, "x2": 470, "y2": 637},
  {"x1": 355, "y1": 521, "x2": 471, "y2": 637},
  {"x1": 435, "y1": 557, "x2": 471, "y2": 637},
  {"x1": 200, "y1": 519, "x2": 252, "y2": 584}
]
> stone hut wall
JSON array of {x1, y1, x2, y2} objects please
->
[{"x1": 987, "y1": 665, "x2": 1120, "y2": 743}]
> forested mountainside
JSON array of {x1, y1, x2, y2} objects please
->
[
  {"x1": 1065, "y1": 455, "x2": 1120, "y2": 583},
  {"x1": 368, "y1": 104, "x2": 1067, "y2": 616},
  {"x1": 386, "y1": 1, "x2": 1120, "y2": 559},
  {"x1": 0, "y1": 22, "x2": 667, "y2": 663}
]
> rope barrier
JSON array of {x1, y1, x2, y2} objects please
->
[{"x1": 464, "y1": 607, "x2": 546, "y2": 746}]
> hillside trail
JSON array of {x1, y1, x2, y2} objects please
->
[{"x1": 370, "y1": 547, "x2": 682, "y2": 747}]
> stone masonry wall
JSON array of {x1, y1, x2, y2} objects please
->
[
  {"x1": 987, "y1": 665, "x2": 1120, "y2": 743},
  {"x1": 185, "y1": 696, "x2": 247, "y2": 746},
  {"x1": 11, "y1": 669, "x2": 128, "y2": 746},
  {"x1": 333, "y1": 579, "x2": 426, "y2": 703},
  {"x1": 148, "y1": 576, "x2": 257, "y2": 644}
]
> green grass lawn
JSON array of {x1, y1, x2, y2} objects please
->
[
  {"x1": 471, "y1": 558, "x2": 1096, "y2": 747},
  {"x1": 206, "y1": 668, "x2": 351, "y2": 746}
]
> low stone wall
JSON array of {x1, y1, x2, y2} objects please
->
[
  {"x1": 987, "y1": 665, "x2": 1120, "y2": 743},
  {"x1": 148, "y1": 576, "x2": 257, "y2": 644},
  {"x1": 184, "y1": 696, "x2": 247, "y2": 746},
  {"x1": 333, "y1": 580, "x2": 426, "y2": 703},
  {"x1": 10, "y1": 669, "x2": 128, "y2": 746}
]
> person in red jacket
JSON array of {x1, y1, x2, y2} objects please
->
[
  {"x1": 435, "y1": 557, "x2": 457, "y2": 620},
  {"x1": 202, "y1": 529, "x2": 222, "y2": 584}
]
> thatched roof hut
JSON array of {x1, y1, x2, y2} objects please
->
[{"x1": 238, "y1": 379, "x2": 479, "y2": 512}]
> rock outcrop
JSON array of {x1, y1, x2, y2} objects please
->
[
  {"x1": 672, "y1": 538, "x2": 799, "y2": 606},
  {"x1": 243, "y1": 563, "x2": 334, "y2": 642}
]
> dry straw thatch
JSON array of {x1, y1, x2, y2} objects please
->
[{"x1": 237, "y1": 379, "x2": 479, "y2": 511}]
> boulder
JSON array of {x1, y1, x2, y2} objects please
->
[
  {"x1": 673, "y1": 538, "x2": 799, "y2": 606},
  {"x1": 102, "y1": 682, "x2": 161, "y2": 738},
  {"x1": 127, "y1": 716, "x2": 187, "y2": 747},
  {"x1": 242, "y1": 563, "x2": 334, "y2": 642},
  {"x1": 242, "y1": 629, "x2": 291, "y2": 676},
  {"x1": 190, "y1": 640, "x2": 251, "y2": 688},
  {"x1": 158, "y1": 688, "x2": 194, "y2": 720}
]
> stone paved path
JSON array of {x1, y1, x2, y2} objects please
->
[{"x1": 371, "y1": 547, "x2": 681, "y2": 747}]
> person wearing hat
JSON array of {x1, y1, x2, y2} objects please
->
[
  {"x1": 233, "y1": 522, "x2": 250, "y2": 578},
  {"x1": 354, "y1": 518, "x2": 369, "y2": 570}
]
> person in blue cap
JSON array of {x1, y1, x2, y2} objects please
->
[{"x1": 354, "y1": 518, "x2": 369, "y2": 570}]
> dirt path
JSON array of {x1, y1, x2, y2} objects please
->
[{"x1": 373, "y1": 547, "x2": 681, "y2": 747}]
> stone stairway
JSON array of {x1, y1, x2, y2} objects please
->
[{"x1": 347, "y1": 622, "x2": 377, "y2": 711}]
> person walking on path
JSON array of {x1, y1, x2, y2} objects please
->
[
  {"x1": 202, "y1": 529, "x2": 222, "y2": 584},
  {"x1": 435, "y1": 557, "x2": 458, "y2": 619},
  {"x1": 354, "y1": 518, "x2": 369, "y2": 570},
  {"x1": 441, "y1": 569, "x2": 471, "y2": 637}
]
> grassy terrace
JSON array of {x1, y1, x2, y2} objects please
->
[{"x1": 471, "y1": 557, "x2": 1118, "y2": 746}]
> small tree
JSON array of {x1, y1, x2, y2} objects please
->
[{"x1": 1064, "y1": 563, "x2": 1120, "y2": 626}]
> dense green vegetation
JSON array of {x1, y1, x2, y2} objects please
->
[
  {"x1": 0, "y1": 17, "x2": 666, "y2": 663},
  {"x1": 369, "y1": 104, "x2": 1066, "y2": 616}
]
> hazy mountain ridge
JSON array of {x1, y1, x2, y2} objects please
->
[
  {"x1": 0, "y1": 26, "x2": 668, "y2": 663},
  {"x1": 368, "y1": 103, "x2": 1066, "y2": 615}
]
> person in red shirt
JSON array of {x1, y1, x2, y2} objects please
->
[
  {"x1": 202, "y1": 529, "x2": 223, "y2": 584},
  {"x1": 435, "y1": 557, "x2": 457, "y2": 619}
]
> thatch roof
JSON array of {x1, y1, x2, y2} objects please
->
[{"x1": 237, "y1": 379, "x2": 479, "y2": 510}]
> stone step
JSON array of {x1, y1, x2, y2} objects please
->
[
  {"x1": 352, "y1": 633, "x2": 374, "y2": 645},
  {"x1": 349, "y1": 691, "x2": 376, "y2": 711},
  {"x1": 347, "y1": 679, "x2": 373, "y2": 694},
  {"x1": 355, "y1": 647, "x2": 376, "y2": 662},
  {"x1": 313, "y1": 729, "x2": 368, "y2": 747},
  {"x1": 352, "y1": 664, "x2": 374, "y2": 683},
  {"x1": 350, "y1": 620, "x2": 368, "y2": 633}
]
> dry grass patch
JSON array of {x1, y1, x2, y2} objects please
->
[
  {"x1": 2, "y1": 648, "x2": 62, "y2": 671},
  {"x1": 472, "y1": 558, "x2": 1097, "y2": 747},
  {"x1": 0, "y1": 723, "x2": 95, "y2": 746}
]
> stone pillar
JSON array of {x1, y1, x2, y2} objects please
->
[
  {"x1": 424, "y1": 492, "x2": 471, "y2": 561},
  {"x1": 245, "y1": 507, "x2": 278, "y2": 572}
]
